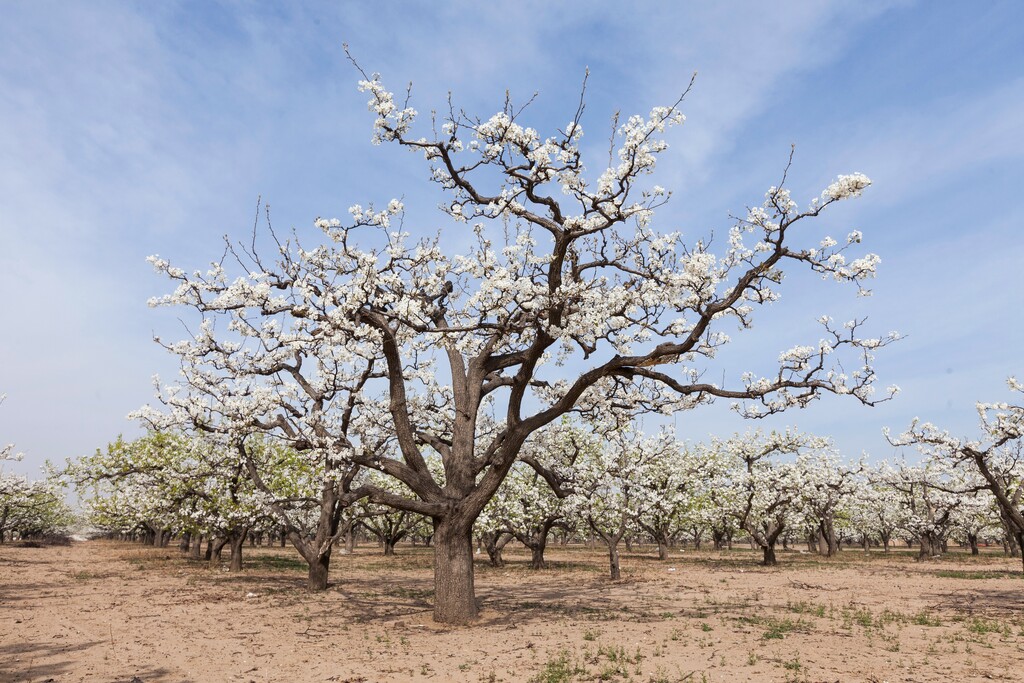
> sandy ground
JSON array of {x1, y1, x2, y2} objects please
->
[{"x1": 1, "y1": 540, "x2": 1023, "y2": 683}]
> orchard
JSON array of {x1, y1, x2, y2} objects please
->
[{"x1": 3, "y1": 9, "x2": 1022, "y2": 681}]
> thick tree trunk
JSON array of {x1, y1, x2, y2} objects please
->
[
  {"x1": 179, "y1": 531, "x2": 191, "y2": 553},
  {"x1": 190, "y1": 535, "x2": 203, "y2": 560},
  {"x1": 530, "y1": 541, "x2": 547, "y2": 570},
  {"x1": 968, "y1": 533, "x2": 979, "y2": 556},
  {"x1": 384, "y1": 539, "x2": 396, "y2": 556},
  {"x1": 656, "y1": 538, "x2": 670, "y2": 561},
  {"x1": 308, "y1": 551, "x2": 331, "y2": 590},
  {"x1": 608, "y1": 540, "x2": 621, "y2": 580},
  {"x1": 918, "y1": 531, "x2": 942, "y2": 560},
  {"x1": 486, "y1": 544, "x2": 504, "y2": 568},
  {"x1": 527, "y1": 523, "x2": 554, "y2": 570},
  {"x1": 483, "y1": 531, "x2": 511, "y2": 568},
  {"x1": 229, "y1": 532, "x2": 245, "y2": 571},
  {"x1": 1009, "y1": 533, "x2": 1020, "y2": 558},
  {"x1": 209, "y1": 537, "x2": 227, "y2": 565},
  {"x1": 762, "y1": 544, "x2": 778, "y2": 566},
  {"x1": 432, "y1": 516, "x2": 477, "y2": 624}
]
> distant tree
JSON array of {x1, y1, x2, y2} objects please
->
[
  {"x1": 890, "y1": 378, "x2": 1024, "y2": 570},
  {"x1": 714, "y1": 430, "x2": 830, "y2": 565}
]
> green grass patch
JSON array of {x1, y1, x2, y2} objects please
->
[
  {"x1": 530, "y1": 650, "x2": 586, "y2": 683},
  {"x1": 935, "y1": 570, "x2": 1024, "y2": 580}
]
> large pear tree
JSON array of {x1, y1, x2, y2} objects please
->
[{"x1": 148, "y1": 63, "x2": 897, "y2": 623}]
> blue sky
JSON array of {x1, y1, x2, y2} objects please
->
[{"x1": 1, "y1": 1, "x2": 1022, "y2": 476}]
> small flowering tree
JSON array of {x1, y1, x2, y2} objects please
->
[
  {"x1": 715, "y1": 430, "x2": 830, "y2": 565},
  {"x1": 626, "y1": 433, "x2": 709, "y2": 560},
  {"x1": 572, "y1": 431, "x2": 652, "y2": 580},
  {"x1": 0, "y1": 472, "x2": 74, "y2": 543},
  {"x1": 797, "y1": 450, "x2": 860, "y2": 556},
  {"x1": 69, "y1": 433, "x2": 191, "y2": 546},
  {"x1": 847, "y1": 466, "x2": 907, "y2": 552},
  {"x1": 147, "y1": 59, "x2": 897, "y2": 621},
  {"x1": 474, "y1": 498, "x2": 514, "y2": 568},
  {"x1": 948, "y1": 489, "x2": 999, "y2": 555},
  {"x1": 889, "y1": 378, "x2": 1024, "y2": 570},
  {"x1": 881, "y1": 459, "x2": 964, "y2": 559}
]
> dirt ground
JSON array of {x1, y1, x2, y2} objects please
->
[{"x1": 1, "y1": 540, "x2": 1023, "y2": 683}]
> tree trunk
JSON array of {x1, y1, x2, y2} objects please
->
[
  {"x1": 528, "y1": 523, "x2": 554, "y2": 570},
  {"x1": 384, "y1": 539, "x2": 396, "y2": 556},
  {"x1": 530, "y1": 540, "x2": 547, "y2": 570},
  {"x1": 762, "y1": 544, "x2": 778, "y2": 566},
  {"x1": 486, "y1": 543, "x2": 504, "y2": 568},
  {"x1": 229, "y1": 532, "x2": 245, "y2": 571},
  {"x1": 608, "y1": 539, "x2": 621, "y2": 580},
  {"x1": 432, "y1": 516, "x2": 477, "y2": 624},
  {"x1": 179, "y1": 532, "x2": 191, "y2": 553},
  {"x1": 308, "y1": 551, "x2": 331, "y2": 590},
  {"x1": 209, "y1": 537, "x2": 227, "y2": 565},
  {"x1": 656, "y1": 536, "x2": 670, "y2": 560},
  {"x1": 968, "y1": 532, "x2": 979, "y2": 556},
  {"x1": 345, "y1": 528, "x2": 356, "y2": 554},
  {"x1": 189, "y1": 535, "x2": 203, "y2": 560}
]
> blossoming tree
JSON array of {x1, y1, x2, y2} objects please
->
[
  {"x1": 889, "y1": 378, "x2": 1024, "y2": 570},
  {"x1": 713, "y1": 430, "x2": 831, "y2": 565},
  {"x1": 147, "y1": 61, "x2": 897, "y2": 622}
]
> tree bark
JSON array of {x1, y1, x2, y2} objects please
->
[
  {"x1": 229, "y1": 532, "x2": 245, "y2": 571},
  {"x1": 432, "y1": 516, "x2": 477, "y2": 624},
  {"x1": 209, "y1": 537, "x2": 227, "y2": 565},
  {"x1": 308, "y1": 551, "x2": 331, "y2": 590},
  {"x1": 608, "y1": 539, "x2": 621, "y2": 580},
  {"x1": 530, "y1": 541, "x2": 547, "y2": 570},
  {"x1": 762, "y1": 544, "x2": 778, "y2": 566},
  {"x1": 189, "y1": 535, "x2": 203, "y2": 560},
  {"x1": 483, "y1": 531, "x2": 511, "y2": 568}
]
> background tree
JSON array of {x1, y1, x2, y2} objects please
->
[
  {"x1": 718, "y1": 430, "x2": 829, "y2": 565},
  {"x1": 890, "y1": 378, "x2": 1024, "y2": 570}
]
